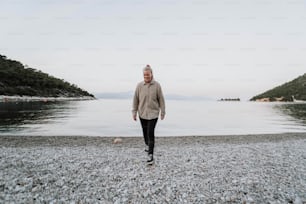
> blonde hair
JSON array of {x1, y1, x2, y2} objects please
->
[{"x1": 143, "y1": 64, "x2": 153, "y2": 74}]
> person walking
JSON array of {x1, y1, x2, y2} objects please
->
[{"x1": 132, "y1": 65, "x2": 166, "y2": 165}]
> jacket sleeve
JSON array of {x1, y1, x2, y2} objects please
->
[
  {"x1": 157, "y1": 84, "x2": 166, "y2": 117},
  {"x1": 132, "y1": 84, "x2": 139, "y2": 117}
]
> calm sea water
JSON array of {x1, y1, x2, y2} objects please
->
[{"x1": 0, "y1": 99, "x2": 306, "y2": 136}]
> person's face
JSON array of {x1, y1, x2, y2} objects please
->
[{"x1": 143, "y1": 70, "x2": 152, "y2": 83}]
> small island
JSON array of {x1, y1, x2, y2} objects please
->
[
  {"x1": 250, "y1": 73, "x2": 306, "y2": 102},
  {"x1": 218, "y1": 98, "x2": 240, "y2": 101},
  {"x1": 0, "y1": 55, "x2": 95, "y2": 101}
]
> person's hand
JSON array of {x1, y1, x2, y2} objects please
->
[
  {"x1": 133, "y1": 115, "x2": 137, "y2": 121},
  {"x1": 161, "y1": 115, "x2": 165, "y2": 120}
]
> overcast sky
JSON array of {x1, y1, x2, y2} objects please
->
[{"x1": 1, "y1": 0, "x2": 305, "y2": 100}]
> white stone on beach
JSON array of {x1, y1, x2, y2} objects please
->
[{"x1": 113, "y1": 138, "x2": 122, "y2": 144}]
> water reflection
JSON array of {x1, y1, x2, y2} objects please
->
[
  {"x1": 0, "y1": 101, "x2": 77, "y2": 132},
  {"x1": 276, "y1": 103, "x2": 306, "y2": 124},
  {"x1": 1, "y1": 100, "x2": 306, "y2": 136}
]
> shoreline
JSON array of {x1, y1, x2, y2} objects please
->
[
  {"x1": 1, "y1": 133, "x2": 306, "y2": 203},
  {"x1": 1, "y1": 132, "x2": 306, "y2": 147},
  {"x1": 0, "y1": 95, "x2": 95, "y2": 102}
]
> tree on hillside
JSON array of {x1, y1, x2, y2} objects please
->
[
  {"x1": 250, "y1": 73, "x2": 306, "y2": 101},
  {"x1": 0, "y1": 54, "x2": 94, "y2": 98}
]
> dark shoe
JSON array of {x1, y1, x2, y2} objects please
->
[{"x1": 147, "y1": 154, "x2": 154, "y2": 165}]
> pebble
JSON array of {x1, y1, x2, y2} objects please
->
[
  {"x1": 294, "y1": 196, "x2": 302, "y2": 204},
  {"x1": 113, "y1": 138, "x2": 122, "y2": 144}
]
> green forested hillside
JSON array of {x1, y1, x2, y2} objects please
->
[
  {"x1": 250, "y1": 73, "x2": 306, "y2": 101},
  {"x1": 0, "y1": 55, "x2": 94, "y2": 98}
]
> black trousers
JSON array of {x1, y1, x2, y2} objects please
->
[{"x1": 140, "y1": 117, "x2": 158, "y2": 155}]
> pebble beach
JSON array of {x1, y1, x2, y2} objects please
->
[{"x1": 1, "y1": 133, "x2": 306, "y2": 203}]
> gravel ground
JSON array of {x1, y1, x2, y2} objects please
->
[{"x1": 0, "y1": 133, "x2": 306, "y2": 203}]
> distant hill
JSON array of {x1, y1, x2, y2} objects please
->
[
  {"x1": 95, "y1": 91, "x2": 213, "y2": 101},
  {"x1": 250, "y1": 73, "x2": 306, "y2": 102},
  {"x1": 0, "y1": 55, "x2": 94, "y2": 98}
]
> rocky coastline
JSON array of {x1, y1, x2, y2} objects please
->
[{"x1": 0, "y1": 95, "x2": 95, "y2": 102}]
